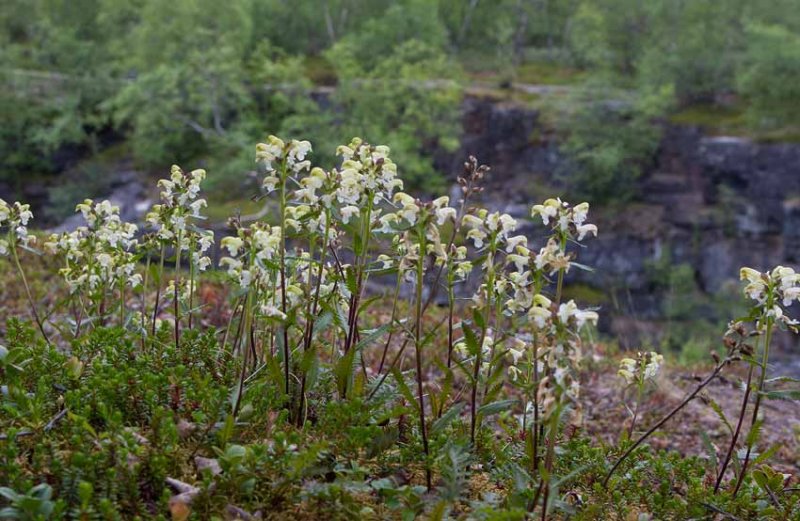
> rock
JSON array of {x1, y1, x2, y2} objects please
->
[{"x1": 435, "y1": 97, "x2": 800, "y2": 346}]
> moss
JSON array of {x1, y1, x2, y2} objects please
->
[
  {"x1": 514, "y1": 61, "x2": 588, "y2": 86},
  {"x1": 669, "y1": 103, "x2": 748, "y2": 134},
  {"x1": 670, "y1": 103, "x2": 800, "y2": 143}
]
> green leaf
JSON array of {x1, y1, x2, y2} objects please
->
[
  {"x1": 753, "y1": 443, "x2": 782, "y2": 466},
  {"x1": 700, "y1": 431, "x2": 718, "y2": 470},
  {"x1": 430, "y1": 403, "x2": 464, "y2": 436},
  {"x1": 462, "y1": 325, "x2": 479, "y2": 358},
  {"x1": 745, "y1": 419, "x2": 764, "y2": 448},
  {"x1": 391, "y1": 368, "x2": 418, "y2": 412},
  {"x1": 759, "y1": 389, "x2": 800, "y2": 401},
  {"x1": 706, "y1": 397, "x2": 733, "y2": 436},
  {"x1": 353, "y1": 323, "x2": 393, "y2": 353},
  {"x1": 764, "y1": 376, "x2": 800, "y2": 385},
  {"x1": 471, "y1": 307, "x2": 486, "y2": 330},
  {"x1": 333, "y1": 346, "x2": 357, "y2": 398},
  {"x1": 478, "y1": 399, "x2": 517, "y2": 417}
]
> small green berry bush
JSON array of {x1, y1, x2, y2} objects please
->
[{"x1": 1, "y1": 137, "x2": 800, "y2": 519}]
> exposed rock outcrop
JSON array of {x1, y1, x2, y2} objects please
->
[{"x1": 448, "y1": 97, "x2": 800, "y2": 347}]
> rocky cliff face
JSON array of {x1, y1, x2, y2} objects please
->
[{"x1": 448, "y1": 97, "x2": 800, "y2": 347}]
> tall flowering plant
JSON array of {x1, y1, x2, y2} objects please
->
[
  {"x1": 715, "y1": 266, "x2": 800, "y2": 495},
  {"x1": 145, "y1": 165, "x2": 212, "y2": 348},
  {"x1": 46, "y1": 200, "x2": 140, "y2": 333},
  {"x1": 1, "y1": 199, "x2": 49, "y2": 344}
]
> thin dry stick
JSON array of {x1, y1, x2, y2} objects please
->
[
  {"x1": 733, "y1": 317, "x2": 774, "y2": 497},
  {"x1": 714, "y1": 365, "x2": 754, "y2": 493}
]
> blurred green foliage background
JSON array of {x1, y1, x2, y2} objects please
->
[{"x1": 2, "y1": 0, "x2": 800, "y2": 202}]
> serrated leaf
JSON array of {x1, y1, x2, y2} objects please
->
[
  {"x1": 462, "y1": 325, "x2": 479, "y2": 357},
  {"x1": 745, "y1": 419, "x2": 764, "y2": 448},
  {"x1": 753, "y1": 443, "x2": 781, "y2": 466},
  {"x1": 700, "y1": 431, "x2": 718, "y2": 470},
  {"x1": 706, "y1": 397, "x2": 733, "y2": 436}
]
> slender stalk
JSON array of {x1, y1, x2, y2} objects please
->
[
  {"x1": 232, "y1": 292, "x2": 253, "y2": 417},
  {"x1": 470, "y1": 259, "x2": 494, "y2": 445},
  {"x1": 174, "y1": 233, "x2": 183, "y2": 349},
  {"x1": 278, "y1": 162, "x2": 291, "y2": 396},
  {"x1": 538, "y1": 234, "x2": 568, "y2": 514},
  {"x1": 10, "y1": 242, "x2": 50, "y2": 345},
  {"x1": 342, "y1": 198, "x2": 374, "y2": 398},
  {"x1": 539, "y1": 413, "x2": 559, "y2": 521},
  {"x1": 603, "y1": 360, "x2": 727, "y2": 487},
  {"x1": 151, "y1": 246, "x2": 166, "y2": 336},
  {"x1": 413, "y1": 229, "x2": 432, "y2": 491},
  {"x1": 446, "y1": 274, "x2": 456, "y2": 369},
  {"x1": 714, "y1": 363, "x2": 754, "y2": 493},
  {"x1": 118, "y1": 282, "x2": 125, "y2": 327},
  {"x1": 188, "y1": 238, "x2": 196, "y2": 330},
  {"x1": 531, "y1": 332, "x2": 540, "y2": 477},
  {"x1": 733, "y1": 315, "x2": 774, "y2": 497},
  {"x1": 377, "y1": 273, "x2": 403, "y2": 375},
  {"x1": 221, "y1": 297, "x2": 244, "y2": 352},
  {"x1": 141, "y1": 254, "x2": 151, "y2": 351},
  {"x1": 628, "y1": 385, "x2": 643, "y2": 438},
  {"x1": 297, "y1": 214, "x2": 330, "y2": 425}
]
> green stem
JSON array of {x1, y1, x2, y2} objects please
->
[
  {"x1": 470, "y1": 251, "x2": 495, "y2": 445},
  {"x1": 151, "y1": 246, "x2": 166, "y2": 337},
  {"x1": 174, "y1": 232, "x2": 183, "y2": 350},
  {"x1": 10, "y1": 241, "x2": 50, "y2": 345},
  {"x1": 141, "y1": 254, "x2": 151, "y2": 351},
  {"x1": 413, "y1": 227, "x2": 432, "y2": 491},
  {"x1": 278, "y1": 161, "x2": 290, "y2": 396}
]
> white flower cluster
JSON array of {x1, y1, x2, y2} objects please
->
[
  {"x1": 461, "y1": 209, "x2": 517, "y2": 250},
  {"x1": 740, "y1": 266, "x2": 800, "y2": 328},
  {"x1": 333, "y1": 138, "x2": 403, "y2": 207},
  {"x1": 618, "y1": 351, "x2": 664, "y2": 386},
  {"x1": 146, "y1": 165, "x2": 213, "y2": 273},
  {"x1": 146, "y1": 165, "x2": 208, "y2": 243},
  {"x1": 257, "y1": 136, "x2": 312, "y2": 188},
  {"x1": 46, "y1": 199, "x2": 140, "y2": 293},
  {"x1": 0, "y1": 199, "x2": 35, "y2": 255},
  {"x1": 557, "y1": 300, "x2": 600, "y2": 330},
  {"x1": 293, "y1": 167, "x2": 338, "y2": 209},
  {"x1": 220, "y1": 223, "x2": 282, "y2": 288},
  {"x1": 531, "y1": 199, "x2": 598, "y2": 241}
]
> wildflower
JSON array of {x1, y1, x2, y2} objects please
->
[
  {"x1": 531, "y1": 198, "x2": 597, "y2": 242},
  {"x1": 221, "y1": 237, "x2": 244, "y2": 256},
  {"x1": 0, "y1": 200, "x2": 36, "y2": 254},
  {"x1": 47, "y1": 199, "x2": 140, "y2": 294},
  {"x1": 531, "y1": 198, "x2": 561, "y2": 225},
  {"x1": 557, "y1": 300, "x2": 599, "y2": 330},
  {"x1": 618, "y1": 351, "x2": 664, "y2": 386},
  {"x1": 340, "y1": 205, "x2": 360, "y2": 224}
]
